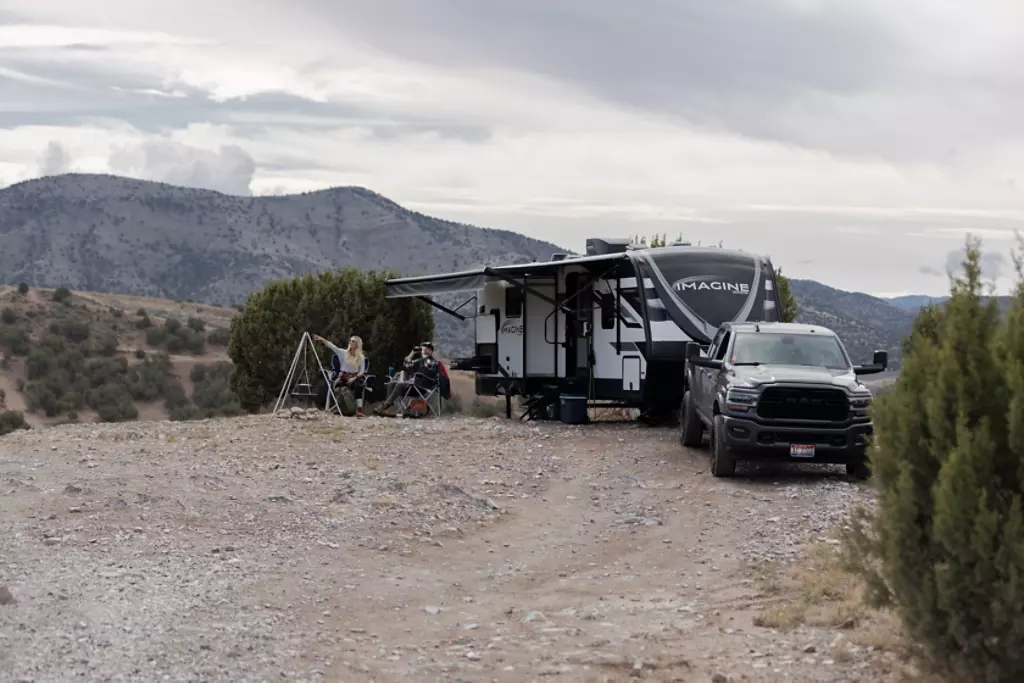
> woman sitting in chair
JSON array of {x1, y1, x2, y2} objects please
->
[{"x1": 313, "y1": 334, "x2": 367, "y2": 417}]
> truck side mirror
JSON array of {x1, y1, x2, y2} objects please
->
[
  {"x1": 685, "y1": 342, "x2": 702, "y2": 360},
  {"x1": 854, "y1": 350, "x2": 889, "y2": 376}
]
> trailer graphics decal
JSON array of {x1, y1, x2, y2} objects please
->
[
  {"x1": 629, "y1": 250, "x2": 768, "y2": 344},
  {"x1": 672, "y1": 276, "x2": 750, "y2": 295},
  {"x1": 499, "y1": 320, "x2": 524, "y2": 335}
]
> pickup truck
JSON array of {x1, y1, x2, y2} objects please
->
[{"x1": 679, "y1": 321, "x2": 887, "y2": 478}]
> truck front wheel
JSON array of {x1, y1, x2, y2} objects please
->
[
  {"x1": 846, "y1": 460, "x2": 872, "y2": 480},
  {"x1": 679, "y1": 390, "x2": 703, "y2": 448},
  {"x1": 709, "y1": 414, "x2": 737, "y2": 477}
]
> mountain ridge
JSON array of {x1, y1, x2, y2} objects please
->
[{"x1": 1, "y1": 173, "x2": 932, "y2": 362}]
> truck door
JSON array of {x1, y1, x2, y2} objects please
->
[{"x1": 694, "y1": 328, "x2": 723, "y2": 411}]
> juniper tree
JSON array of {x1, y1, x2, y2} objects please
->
[{"x1": 845, "y1": 236, "x2": 1024, "y2": 682}]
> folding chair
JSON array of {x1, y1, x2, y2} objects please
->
[
  {"x1": 325, "y1": 356, "x2": 375, "y2": 416},
  {"x1": 392, "y1": 372, "x2": 441, "y2": 418}
]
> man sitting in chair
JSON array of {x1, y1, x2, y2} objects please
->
[
  {"x1": 313, "y1": 333, "x2": 367, "y2": 417},
  {"x1": 375, "y1": 342, "x2": 440, "y2": 417}
]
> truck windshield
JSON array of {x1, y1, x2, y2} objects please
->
[{"x1": 730, "y1": 333, "x2": 850, "y2": 369}]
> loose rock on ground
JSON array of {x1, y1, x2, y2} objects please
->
[{"x1": 1, "y1": 414, "x2": 890, "y2": 681}]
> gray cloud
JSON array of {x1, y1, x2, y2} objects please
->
[
  {"x1": 311, "y1": 0, "x2": 1023, "y2": 162},
  {"x1": 107, "y1": 140, "x2": 256, "y2": 195},
  {"x1": 944, "y1": 247, "x2": 1008, "y2": 282},
  {"x1": 37, "y1": 140, "x2": 71, "y2": 175}
]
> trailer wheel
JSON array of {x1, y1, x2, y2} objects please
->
[
  {"x1": 679, "y1": 390, "x2": 703, "y2": 448},
  {"x1": 709, "y1": 414, "x2": 737, "y2": 477}
]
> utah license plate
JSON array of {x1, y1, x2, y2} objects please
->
[{"x1": 790, "y1": 444, "x2": 815, "y2": 458}]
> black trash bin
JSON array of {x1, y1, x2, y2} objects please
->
[{"x1": 559, "y1": 394, "x2": 588, "y2": 424}]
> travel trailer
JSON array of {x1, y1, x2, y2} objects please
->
[{"x1": 384, "y1": 238, "x2": 782, "y2": 422}]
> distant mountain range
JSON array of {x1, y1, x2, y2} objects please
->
[
  {"x1": 0, "y1": 173, "x2": 944, "y2": 364},
  {"x1": 883, "y1": 294, "x2": 951, "y2": 311}
]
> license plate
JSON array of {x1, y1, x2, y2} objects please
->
[{"x1": 790, "y1": 444, "x2": 815, "y2": 458}]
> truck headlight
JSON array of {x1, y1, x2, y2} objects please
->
[
  {"x1": 850, "y1": 394, "x2": 872, "y2": 418},
  {"x1": 726, "y1": 388, "x2": 759, "y2": 413}
]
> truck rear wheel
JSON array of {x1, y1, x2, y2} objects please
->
[
  {"x1": 679, "y1": 390, "x2": 703, "y2": 448},
  {"x1": 709, "y1": 414, "x2": 737, "y2": 477}
]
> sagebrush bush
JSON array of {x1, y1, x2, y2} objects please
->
[
  {"x1": 0, "y1": 410, "x2": 29, "y2": 436},
  {"x1": 0, "y1": 325, "x2": 31, "y2": 356},
  {"x1": 88, "y1": 384, "x2": 137, "y2": 422},
  {"x1": 190, "y1": 361, "x2": 243, "y2": 418},
  {"x1": 49, "y1": 318, "x2": 90, "y2": 343},
  {"x1": 207, "y1": 327, "x2": 230, "y2": 346},
  {"x1": 146, "y1": 326, "x2": 168, "y2": 346},
  {"x1": 845, "y1": 236, "x2": 1024, "y2": 682}
]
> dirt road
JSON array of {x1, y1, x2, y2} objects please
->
[{"x1": 1, "y1": 415, "x2": 892, "y2": 682}]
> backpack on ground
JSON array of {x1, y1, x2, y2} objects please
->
[{"x1": 336, "y1": 385, "x2": 357, "y2": 417}]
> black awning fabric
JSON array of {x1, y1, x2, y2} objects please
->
[
  {"x1": 385, "y1": 269, "x2": 490, "y2": 298},
  {"x1": 384, "y1": 253, "x2": 625, "y2": 298}
]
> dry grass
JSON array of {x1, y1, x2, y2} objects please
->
[
  {"x1": 753, "y1": 603, "x2": 805, "y2": 629},
  {"x1": 750, "y1": 539, "x2": 907, "y2": 655}
]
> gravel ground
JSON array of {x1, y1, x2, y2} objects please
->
[{"x1": 1, "y1": 413, "x2": 890, "y2": 682}]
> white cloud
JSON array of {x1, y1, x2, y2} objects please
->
[
  {"x1": 108, "y1": 139, "x2": 256, "y2": 195},
  {"x1": 0, "y1": 0, "x2": 1022, "y2": 296},
  {"x1": 37, "y1": 140, "x2": 70, "y2": 175}
]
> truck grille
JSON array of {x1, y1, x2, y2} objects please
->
[{"x1": 757, "y1": 387, "x2": 848, "y2": 422}]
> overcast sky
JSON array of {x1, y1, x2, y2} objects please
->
[{"x1": 1, "y1": 0, "x2": 1023, "y2": 296}]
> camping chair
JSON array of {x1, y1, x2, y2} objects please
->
[
  {"x1": 325, "y1": 355, "x2": 375, "y2": 416},
  {"x1": 390, "y1": 371, "x2": 441, "y2": 418}
]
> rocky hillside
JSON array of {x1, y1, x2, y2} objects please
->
[
  {"x1": 0, "y1": 174, "x2": 561, "y2": 304},
  {"x1": 0, "y1": 173, "x2": 928, "y2": 364},
  {"x1": 0, "y1": 284, "x2": 238, "y2": 428},
  {"x1": 0, "y1": 174, "x2": 565, "y2": 355}
]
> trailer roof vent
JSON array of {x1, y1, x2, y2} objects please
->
[
  {"x1": 585, "y1": 237, "x2": 631, "y2": 256},
  {"x1": 550, "y1": 253, "x2": 569, "y2": 261}
]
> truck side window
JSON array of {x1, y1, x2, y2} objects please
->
[
  {"x1": 714, "y1": 332, "x2": 731, "y2": 361},
  {"x1": 505, "y1": 286, "x2": 523, "y2": 318},
  {"x1": 707, "y1": 328, "x2": 725, "y2": 359}
]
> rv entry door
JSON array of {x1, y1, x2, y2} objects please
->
[{"x1": 565, "y1": 272, "x2": 593, "y2": 382}]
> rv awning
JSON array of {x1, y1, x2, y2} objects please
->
[
  {"x1": 385, "y1": 268, "x2": 491, "y2": 298},
  {"x1": 385, "y1": 253, "x2": 627, "y2": 299}
]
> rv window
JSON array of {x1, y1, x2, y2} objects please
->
[
  {"x1": 600, "y1": 293, "x2": 615, "y2": 329},
  {"x1": 505, "y1": 286, "x2": 523, "y2": 318}
]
